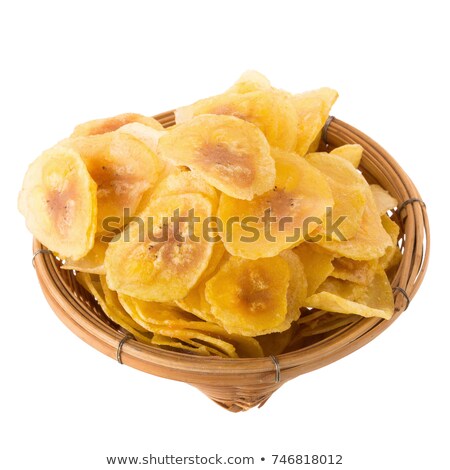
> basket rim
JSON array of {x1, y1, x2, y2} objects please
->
[{"x1": 32, "y1": 114, "x2": 430, "y2": 386}]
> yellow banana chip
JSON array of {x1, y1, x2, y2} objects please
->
[
  {"x1": 61, "y1": 132, "x2": 162, "y2": 233},
  {"x1": 379, "y1": 215, "x2": 402, "y2": 271},
  {"x1": 105, "y1": 193, "x2": 213, "y2": 302},
  {"x1": 370, "y1": 184, "x2": 398, "y2": 215},
  {"x1": 62, "y1": 236, "x2": 109, "y2": 274},
  {"x1": 18, "y1": 146, "x2": 97, "y2": 260},
  {"x1": 306, "y1": 152, "x2": 367, "y2": 241},
  {"x1": 218, "y1": 148, "x2": 333, "y2": 259},
  {"x1": 76, "y1": 273, "x2": 154, "y2": 345},
  {"x1": 176, "y1": 89, "x2": 298, "y2": 151},
  {"x1": 71, "y1": 113, "x2": 164, "y2": 137},
  {"x1": 331, "y1": 144, "x2": 363, "y2": 168},
  {"x1": 331, "y1": 257, "x2": 378, "y2": 285},
  {"x1": 318, "y1": 185, "x2": 393, "y2": 260},
  {"x1": 305, "y1": 268, "x2": 394, "y2": 320},
  {"x1": 205, "y1": 255, "x2": 291, "y2": 336},
  {"x1": 158, "y1": 114, "x2": 275, "y2": 200},
  {"x1": 294, "y1": 243, "x2": 334, "y2": 296},
  {"x1": 227, "y1": 70, "x2": 272, "y2": 94},
  {"x1": 150, "y1": 334, "x2": 215, "y2": 356},
  {"x1": 293, "y1": 87, "x2": 338, "y2": 156}
]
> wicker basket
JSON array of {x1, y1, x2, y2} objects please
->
[{"x1": 32, "y1": 113, "x2": 429, "y2": 412}]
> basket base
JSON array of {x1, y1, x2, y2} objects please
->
[{"x1": 193, "y1": 384, "x2": 281, "y2": 412}]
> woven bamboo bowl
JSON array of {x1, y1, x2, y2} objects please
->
[{"x1": 32, "y1": 112, "x2": 430, "y2": 412}]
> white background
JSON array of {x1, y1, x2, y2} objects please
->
[{"x1": 1, "y1": 1, "x2": 448, "y2": 469}]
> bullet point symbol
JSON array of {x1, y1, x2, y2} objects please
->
[{"x1": 261, "y1": 457, "x2": 265, "y2": 461}]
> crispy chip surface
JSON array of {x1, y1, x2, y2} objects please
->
[
  {"x1": 331, "y1": 144, "x2": 363, "y2": 168},
  {"x1": 305, "y1": 268, "x2": 394, "y2": 320},
  {"x1": 370, "y1": 184, "x2": 398, "y2": 215},
  {"x1": 294, "y1": 243, "x2": 334, "y2": 296},
  {"x1": 71, "y1": 113, "x2": 164, "y2": 137},
  {"x1": 105, "y1": 194, "x2": 213, "y2": 302},
  {"x1": 306, "y1": 152, "x2": 367, "y2": 241},
  {"x1": 18, "y1": 146, "x2": 97, "y2": 260},
  {"x1": 318, "y1": 185, "x2": 393, "y2": 260},
  {"x1": 61, "y1": 132, "x2": 162, "y2": 232},
  {"x1": 158, "y1": 114, "x2": 275, "y2": 200},
  {"x1": 62, "y1": 236, "x2": 109, "y2": 274},
  {"x1": 205, "y1": 256, "x2": 291, "y2": 336},
  {"x1": 175, "y1": 89, "x2": 298, "y2": 150},
  {"x1": 293, "y1": 88, "x2": 338, "y2": 156},
  {"x1": 218, "y1": 148, "x2": 333, "y2": 259}
]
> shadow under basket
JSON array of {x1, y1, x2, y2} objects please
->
[{"x1": 32, "y1": 114, "x2": 430, "y2": 412}]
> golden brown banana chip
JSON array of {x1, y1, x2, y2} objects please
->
[
  {"x1": 117, "y1": 122, "x2": 168, "y2": 154},
  {"x1": 227, "y1": 70, "x2": 272, "y2": 94},
  {"x1": 370, "y1": 184, "x2": 398, "y2": 215},
  {"x1": 294, "y1": 243, "x2": 334, "y2": 296},
  {"x1": 379, "y1": 215, "x2": 402, "y2": 271},
  {"x1": 152, "y1": 327, "x2": 238, "y2": 357},
  {"x1": 76, "y1": 273, "x2": 154, "y2": 345},
  {"x1": 135, "y1": 167, "x2": 218, "y2": 220},
  {"x1": 279, "y1": 249, "x2": 308, "y2": 326},
  {"x1": 331, "y1": 144, "x2": 363, "y2": 168},
  {"x1": 331, "y1": 257, "x2": 378, "y2": 285},
  {"x1": 62, "y1": 236, "x2": 109, "y2": 274},
  {"x1": 61, "y1": 132, "x2": 162, "y2": 232},
  {"x1": 158, "y1": 114, "x2": 275, "y2": 200},
  {"x1": 218, "y1": 149, "x2": 333, "y2": 259},
  {"x1": 105, "y1": 193, "x2": 213, "y2": 302},
  {"x1": 306, "y1": 152, "x2": 367, "y2": 241},
  {"x1": 18, "y1": 146, "x2": 97, "y2": 260},
  {"x1": 318, "y1": 185, "x2": 393, "y2": 260},
  {"x1": 119, "y1": 292, "x2": 263, "y2": 357},
  {"x1": 150, "y1": 334, "x2": 214, "y2": 356},
  {"x1": 175, "y1": 89, "x2": 298, "y2": 151},
  {"x1": 175, "y1": 241, "x2": 226, "y2": 322},
  {"x1": 71, "y1": 113, "x2": 164, "y2": 137},
  {"x1": 205, "y1": 255, "x2": 291, "y2": 336},
  {"x1": 150, "y1": 167, "x2": 218, "y2": 203},
  {"x1": 304, "y1": 268, "x2": 394, "y2": 320},
  {"x1": 293, "y1": 87, "x2": 338, "y2": 156}
]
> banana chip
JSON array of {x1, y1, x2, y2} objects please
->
[
  {"x1": 175, "y1": 241, "x2": 226, "y2": 322},
  {"x1": 105, "y1": 194, "x2": 213, "y2": 302},
  {"x1": 176, "y1": 88, "x2": 298, "y2": 151},
  {"x1": 71, "y1": 113, "x2": 164, "y2": 137},
  {"x1": 305, "y1": 268, "x2": 394, "y2": 320},
  {"x1": 18, "y1": 146, "x2": 97, "y2": 260},
  {"x1": 158, "y1": 114, "x2": 275, "y2": 200},
  {"x1": 62, "y1": 236, "x2": 109, "y2": 274},
  {"x1": 306, "y1": 152, "x2": 367, "y2": 241},
  {"x1": 150, "y1": 334, "x2": 215, "y2": 356},
  {"x1": 370, "y1": 184, "x2": 398, "y2": 215},
  {"x1": 318, "y1": 185, "x2": 393, "y2": 260},
  {"x1": 331, "y1": 257, "x2": 378, "y2": 285},
  {"x1": 76, "y1": 273, "x2": 154, "y2": 345},
  {"x1": 218, "y1": 148, "x2": 333, "y2": 259},
  {"x1": 150, "y1": 167, "x2": 218, "y2": 203},
  {"x1": 205, "y1": 256, "x2": 291, "y2": 336},
  {"x1": 294, "y1": 243, "x2": 334, "y2": 296},
  {"x1": 227, "y1": 70, "x2": 272, "y2": 94},
  {"x1": 61, "y1": 132, "x2": 162, "y2": 232},
  {"x1": 331, "y1": 144, "x2": 363, "y2": 168},
  {"x1": 293, "y1": 87, "x2": 338, "y2": 156},
  {"x1": 379, "y1": 215, "x2": 402, "y2": 271}
]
